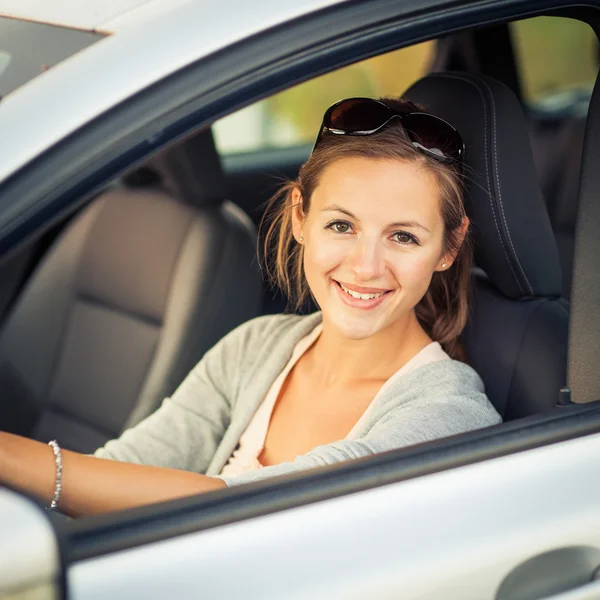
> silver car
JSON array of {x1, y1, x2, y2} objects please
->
[{"x1": 1, "y1": 0, "x2": 600, "y2": 598}]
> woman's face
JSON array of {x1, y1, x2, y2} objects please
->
[{"x1": 292, "y1": 156, "x2": 458, "y2": 340}]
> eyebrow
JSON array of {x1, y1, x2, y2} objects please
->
[{"x1": 322, "y1": 204, "x2": 432, "y2": 234}]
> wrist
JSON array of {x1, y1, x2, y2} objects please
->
[
  {"x1": 0, "y1": 431, "x2": 13, "y2": 485},
  {"x1": 0, "y1": 433, "x2": 5, "y2": 483},
  {"x1": 47, "y1": 441, "x2": 63, "y2": 510},
  {"x1": 0, "y1": 432, "x2": 21, "y2": 490},
  {"x1": 0, "y1": 432, "x2": 57, "y2": 505}
]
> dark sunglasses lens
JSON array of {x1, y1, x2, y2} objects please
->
[
  {"x1": 401, "y1": 113, "x2": 464, "y2": 162},
  {"x1": 327, "y1": 99, "x2": 393, "y2": 133}
]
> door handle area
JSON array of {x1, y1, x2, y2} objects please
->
[
  {"x1": 496, "y1": 547, "x2": 600, "y2": 600},
  {"x1": 541, "y1": 578, "x2": 600, "y2": 599}
]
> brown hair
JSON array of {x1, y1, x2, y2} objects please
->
[{"x1": 260, "y1": 98, "x2": 471, "y2": 361}]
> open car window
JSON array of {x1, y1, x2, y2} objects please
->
[
  {"x1": 212, "y1": 41, "x2": 436, "y2": 154},
  {"x1": 0, "y1": 0, "x2": 595, "y2": 503},
  {"x1": 0, "y1": 2, "x2": 595, "y2": 504}
]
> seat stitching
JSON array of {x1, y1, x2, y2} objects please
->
[
  {"x1": 78, "y1": 293, "x2": 163, "y2": 328},
  {"x1": 426, "y1": 73, "x2": 522, "y2": 293},
  {"x1": 480, "y1": 78, "x2": 534, "y2": 295}
]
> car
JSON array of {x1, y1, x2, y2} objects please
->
[{"x1": 1, "y1": 0, "x2": 600, "y2": 598}]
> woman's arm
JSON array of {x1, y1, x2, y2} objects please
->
[
  {"x1": 220, "y1": 392, "x2": 501, "y2": 488},
  {"x1": 0, "y1": 432, "x2": 226, "y2": 517}
]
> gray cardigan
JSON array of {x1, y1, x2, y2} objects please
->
[{"x1": 94, "y1": 313, "x2": 501, "y2": 486}]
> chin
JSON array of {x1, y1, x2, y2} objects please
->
[{"x1": 325, "y1": 311, "x2": 389, "y2": 341}]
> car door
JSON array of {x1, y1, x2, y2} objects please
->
[
  {"x1": 0, "y1": 486, "x2": 64, "y2": 600},
  {"x1": 65, "y1": 412, "x2": 600, "y2": 600},
  {"x1": 2, "y1": 0, "x2": 600, "y2": 599},
  {"x1": 4, "y1": 406, "x2": 600, "y2": 600}
]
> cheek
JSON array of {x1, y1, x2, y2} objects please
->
[
  {"x1": 304, "y1": 236, "x2": 346, "y2": 276},
  {"x1": 390, "y1": 251, "x2": 439, "y2": 290}
]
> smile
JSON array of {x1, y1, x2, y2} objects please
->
[
  {"x1": 332, "y1": 279, "x2": 393, "y2": 309},
  {"x1": 339, "y1": 282, "x2": 387, "y2": 300}
]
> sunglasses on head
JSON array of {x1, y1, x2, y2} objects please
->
[{"x1": 313, "y1": 97, "x2": 465, "y2": 165}]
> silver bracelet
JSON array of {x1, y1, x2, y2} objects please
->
[{"x1": 48, "y1": 440, "x2": 63, "y2": 511}]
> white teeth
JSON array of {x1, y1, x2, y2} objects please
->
[{"x1": 339, "y1": 283, "x2": 386, "y2": 300}]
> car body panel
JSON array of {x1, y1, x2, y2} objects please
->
[
  {"x1": 0, "y1": 488, "x2": 61, "y2": 598},
  {"x1": 68, "y1": 431, "x2": 600, "y2": 599}
]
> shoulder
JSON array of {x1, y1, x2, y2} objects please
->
[
  {"x1": 387, "y1": 357, "x2": 486, "y2": 396},
  {"x1": 374, "y1": 358, "x2": 501, "y2": 428},
  {"x1": 421, "y1": 358, "x2": 486, "y2": 394},
  {"x1": 219, "y1": 312, "x2": 322, "y2": 350},
  {"x1": 204, "y1": 312, "x2": 322, "y2": 375}
]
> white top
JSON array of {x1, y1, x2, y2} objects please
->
[{"x1": 220, "y1": 324, "x2": 450, "y2": 477}]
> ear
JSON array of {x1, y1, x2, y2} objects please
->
[
  {"x1": 435, "y1": 216, "x2": 470, "y2": 271},
  {"x1": 290, "y1": 187, "x2": 306, "y2": 243}
]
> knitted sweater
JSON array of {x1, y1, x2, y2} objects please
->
[{"x1": 94, "y1": 313, "x2": 502, "y2": 486}]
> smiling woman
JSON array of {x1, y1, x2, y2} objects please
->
[
  {"x1": 264, "y1": 97, "x2": 470, "y2": 358},
  {"x1": 296, "y1": 158, "x2": 453, "y2": 339},
  {"x1": 0, "y1": 95, "x2": 500, "y2": 517}
]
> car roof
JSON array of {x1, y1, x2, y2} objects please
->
[{"x1": 0, "y1": 0, "x2": 348, "y2": 186}]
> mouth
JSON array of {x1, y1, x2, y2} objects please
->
[{"x1": 332, "y1": 279, "x2": 394, "y2": 309}]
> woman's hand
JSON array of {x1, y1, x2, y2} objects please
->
[{"x1": 0, "y1": 432, "x2": 227, "y2": 517}]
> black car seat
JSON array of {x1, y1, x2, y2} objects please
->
[
  {"x1": 405, "y1": 72, "x2": 569, "y2": 420},
  {"x1": 0, "y1": 128, "x2": 262, "y2": 452},
  {"x1": 530, "y1": 114, "x2": 587, "y2": 300}
]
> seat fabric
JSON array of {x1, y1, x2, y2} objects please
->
[
  {"x1": 0, "y1": 129, "x2": 262, "y2": 452},
  {"x1": 530, "y1": 114, "x2": 586, "y2": 300},
  {"x1": 405, "y1": 72, "x2": 568, "y2": 419}
]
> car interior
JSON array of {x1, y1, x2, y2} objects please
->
[
  {"x1": 0, "y1": 16, "x2": 596, "y2": 455},
  {"x1": 0, "y1": 129, "x2": 262, "y2": 453}
]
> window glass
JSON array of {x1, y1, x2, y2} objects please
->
[
  {"x1": 511, "y1": 17, "x2": 598, "y2": 108},
  {"x1": 0, "y1": 17, "x2": 102, "y2": 98},
  {"x1": 213, "y1": 42, "x2": 435, "y2": 154}
]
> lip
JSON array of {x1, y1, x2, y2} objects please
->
[
  {"x1": 335, "y1": 280, "x2": 391, "y2": 294},
  {"x1": 332, "y1": 279, "x2": 393, "y2": 310}
]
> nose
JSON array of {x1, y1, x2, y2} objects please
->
[{"x1": 347, "y1": 235, "x2": 386, "y2": 281}]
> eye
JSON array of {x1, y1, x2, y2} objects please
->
[
  {"x1": 392, "y1": 231, "x2": 419, "y2": 245},
  {"x1": 326, "y1": 220, "x2": 353, "y2": 234}
]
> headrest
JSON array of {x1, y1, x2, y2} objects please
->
[
  {"x1": 404, "y1": 72, "x2": 561, "y2": 299},
  {"x1": 144, "y1": 128, "x2": 229, "y2": 208}
]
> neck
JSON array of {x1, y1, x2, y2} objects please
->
[{"x1": 306, "y1": 311, "x2": 432, "y2": 385}]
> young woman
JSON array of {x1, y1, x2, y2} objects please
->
[{"x1": 0, "y1": 97, "x2": 501, "y2": 517}]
